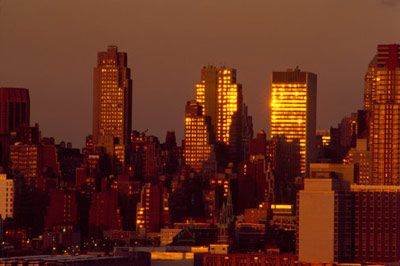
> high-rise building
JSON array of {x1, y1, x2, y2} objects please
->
[
  {"x1": 195, "y1": 66, "x2": 241, "y2": 144},
  {"x1": 44, "y1": 189, "x2": 78, "y2": 231},
  {"x1": 141, "y1": 136, "x2": 160, "y2": 179},
  {"x1": 160, "y1": 131, "x2": 179, "y2": 175},
  {"x1": 93, "y1": 45, "x2": 132, "y2": 166},
  {"x1": 316, "y1": 129, "x2": 331, "y2": 162},
  {"x1": 89, "y1": 189, "x2": 122, "y2": 237},
  {"x1": 0, "y1": 88, "x2": 30, "y2": 166},
  {"x1": 203, "y1": 189, "x2": 216, "y2": 223},
  {"x1": 344, "y1": 139, "x2": 371, "y2": 184},
  {"x1": 327, "y1": 110, "x2": 367, "y2": 164},
  {"x1": 364, "y1": 44, "x2": 400, "y2": 185},
  {"x1": 352, "y1": 185, "x2": 400, "y2": 262},
  {"x1": 338, "y1": 113, "x2": 358, "y2": 150},
  {"x1": 347, "y1": 44, "x2": 400, "y2": 263},
  {"x1": 237, "y1": 159, "x2": 274, "y2": 213},
  {"x1": 0, "y1": 88, "x2": 30, "y2": 135},
  {"x1": 249, "y1": 130, "x2": 267, "y2": 160},
  {"x1": 237, "y1": 131, "x2": 274, "y2": 213},
  {"x1": 0, "y1": 174, "x2": 14, "y2": 219},
  {"x1": 270, "y1": 67, "x2": 317, "y2": 175},
  {"x1": 9, "y1": 142, "x2": 40, "y2": 187},
  {"x1": 195, "y1": 66, "x2": 219, "y2": 127},
  {"x1": 130, "y1": 132, "x2": 161, "y2": 179},
  {"x1": 184, "y1": 101, "x2": 213, "y2": 172},
  {"x1": 136, "y1": 183, "x2": 169, "y2": 233},
  {"x1": 14, "y1": 124, "x2": 40, "y2": 145},
  {"x1": 268, "y1": 136, "x2": 301, "y2": 204},
  {"x1": 194, "y1": 66, "x2": 252, "y2": 163},
  {"x1": 298, "y1": 172, "x2": 353, "y2": 263}
]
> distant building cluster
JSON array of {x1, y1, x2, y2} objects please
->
[{"x1": 0, "y1": 44, "x2": 399, "y2": 265}]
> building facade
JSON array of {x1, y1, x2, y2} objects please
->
[
  {"x1": 0, "y1": 87, "x2": 30, "y2": 166},
  {"x1": 344, "y1": 139, "x2": 371, "y2": 185},
  {"x1": 270, "y1": 67, "x2": 317, "y2": 176},
  {"x1": 9, "y1": 142, "x2": 40, "y2": 187},
  {"x1": 364, "y1": 44, "x2": 400, "y2": 185},
  {"x1": 194, "y1": 66, "x2": 252, "y2": 163},
  {"x1": 44, "y1": 189, "x2": 78, "y2": 231},
  {"x1": 203, "y1": 253, "x2": 296, "y2": 266},
  {"x1": 136, "y1": 183, "x2": 169, "y2": 233},
  {"x1": 93, "y1": 45, "x2": 132, "y2": 166},
  {"x1": 298, "y1": 172, "x2": 353, "y2": 263},
  {"x1": 184, "y1": 101, "x2": 213, "y2": 172},
  {"x1": 352, "y1": 185, "x2": 400, "y2": 262},
  {"x1": 89, "y1": 189, "x2": 123, "y2": 237},
  {"x1": 268, "y1": 136, "x2": 301, "y2": 204},
  {"x1": 195, "y1": 66, "x2": 241, "y2": 144},
  {"x1": 0, "y1": 88, "x2": 30, "y2": 135},
  {"x1": 0, "y1": 174, "x2": 14, "y2": 219}
]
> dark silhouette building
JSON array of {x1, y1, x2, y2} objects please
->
[{"x1": 0, "y1": 88, "x2": 30, "y2": 166}]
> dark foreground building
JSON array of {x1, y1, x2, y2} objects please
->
[
  {"x1": 352, "y1": 185, "x2": 400, "y2": 263},
  {"x1": 0, "y1": 254, "x2": 150, "y2": 266},
  {"x1": 203, "y1": 253, "x2": 296, "y2": 266}
]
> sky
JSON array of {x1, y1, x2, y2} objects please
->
[{"x1": 0, "y1": 0, "x2": 399, "y2": 147}]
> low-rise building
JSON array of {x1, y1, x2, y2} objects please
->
[{"x1": 0, "y1": 174, "x2": 14, "y2": 219}]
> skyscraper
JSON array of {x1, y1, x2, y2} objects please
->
[
  {"x1": 195, "y1": 66, "x2": 219, "y2": 128},
  {"x1": 193, "y1": 66, "x2": 252, "y2": 163},
  {"x1": 0, "y1": 88, "x2": 30, "y2": 134},
  {"x1": 93, "y1": 45, "x2": 132, "y2": 166},
  {"x1": 270, "y1": 67, "x2": 317, "y2": 176},
  {"x1": 349, "y1": 45, "x2": 400, "y2": 263},
  {"x1": 184, "y1": 101, "x2": 213, "y2": 172},
  {"x1": 195, "y1": 66, "x2": 241, "y2": 144},
  {"x1": 0, "y1": 88, "x2": 30, "y2": 166},
  {"x1": 364, "y1": 44, "x2": 400, "y2": 185}
]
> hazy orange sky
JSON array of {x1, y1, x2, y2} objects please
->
[{"x1": 0, "y1": 0, "x2": 399, "y2": 147}]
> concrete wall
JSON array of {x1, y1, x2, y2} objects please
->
[{"x1": 298, "y1": 178, "x2": 335, "y2": 263}]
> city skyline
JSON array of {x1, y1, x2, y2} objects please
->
[
  {"x1": 1, "y1": 1, "x2": 400, "y2": 263},
  {"x1": 1, "y1": 0, "x2": 399, "y2": 146},
  {"x1": 1, "y1": 43, "x2": 398, "y2": 263}
]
